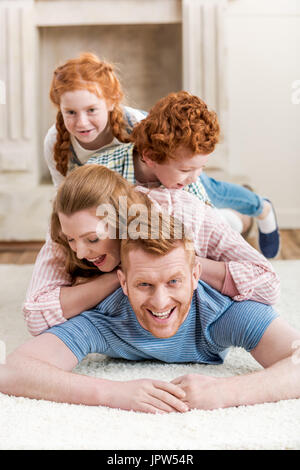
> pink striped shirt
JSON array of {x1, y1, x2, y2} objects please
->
[{"x1": 23, "y1": 187, "x2": 280, "y2": 336}]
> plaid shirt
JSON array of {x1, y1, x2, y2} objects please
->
[{"x1": 87, "y1": 142, "x2": 211, "y2": 205}]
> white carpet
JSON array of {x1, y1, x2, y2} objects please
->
[{"x1": 0, "y1": 261, "x2": 300, "y2": 450}]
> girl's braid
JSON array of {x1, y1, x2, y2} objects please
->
[
  {"x1": 54, "y1": 111, "x2": 71, "y2": 176},
  {"x1": 109, "y1": 104, "x2": 131, "y2": 143}
]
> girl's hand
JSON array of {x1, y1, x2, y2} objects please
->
[{"x1": 107, "y1": 379, "x2": 189, "y2": 414}]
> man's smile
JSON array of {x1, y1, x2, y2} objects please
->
[{"x1": 146, "y1": 306, "x2": 176, "y2": 321}]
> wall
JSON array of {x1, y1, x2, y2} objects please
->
[{"x1": 225, "y1": 0, "x2": 300, "y2": 227}]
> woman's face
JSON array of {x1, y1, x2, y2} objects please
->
[
  {"x1": 60, "y1": 89, "x2": 112, "y2": 149},
  {"x1": 58, "y1": 207, "x2": 120, "y2": 272}
]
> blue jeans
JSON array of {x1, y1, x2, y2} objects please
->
[{"x1": 200, "y1": 172, "x2": 264, "y2": 217}]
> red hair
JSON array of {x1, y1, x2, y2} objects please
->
[
  {"x1": 131, "y1": 91, "x2": 220, "y2": 163},
  {"x1": 50, "y1": 52, "x2": 130, "y2": 176}
]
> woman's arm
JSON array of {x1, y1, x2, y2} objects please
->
[
  {"x1": 193, "y1": 256, "x2": 226, "y2": 293},
  {"x1": 23, "y1": 234, "x2": 120, "y2": 335},
  {"x1": 23, "y1": 234, "x2": 71, "y2": 335},
  {"x1": 60, "y1": 271, "x2": 120, "y2": 319},
  {"x1": 203, "y1": 209, "x2": 280, "y2": 304}
]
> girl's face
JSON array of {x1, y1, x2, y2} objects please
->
[
  {"x1": 60, "y1": 89, "x2": 113, "y2": 149},
  {"x1": 59, "y1": 207, "x2": 120, "y2": 272}
]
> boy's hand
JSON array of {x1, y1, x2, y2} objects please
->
[{"x1": 107, "y1": 379, "x2": 189, "y2": 414}]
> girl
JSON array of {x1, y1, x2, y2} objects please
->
[
  {"x1": 23, "y1": 165, "x2": 280, "y2": 336},
  {"x1": 45, "y1": 52, "x2": 147, "y2": 189}
]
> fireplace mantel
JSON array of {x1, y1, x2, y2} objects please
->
[{"x1": 35, "y1": 0, "x2": 182, "y2": 26}]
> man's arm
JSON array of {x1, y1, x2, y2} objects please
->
[
  {"x1": 0, "y1": 334, "x2": 99, "y2": 405},
  {"x1": 0, "y1": 334, "x2": 188, "y2": 413},
  {"x1": 225, "y1": 317, "x2": 300, "y2": 407},
  {"x1": 172, "y1": 318, "x2": 300, "y2": 409}
]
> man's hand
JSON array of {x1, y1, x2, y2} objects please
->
[
  {"x1": 107, "y1": 379, "x2": 190, "y2": 414},
  {"x1": 171, "y1": 374, "x2": 224, "y2": 410}
]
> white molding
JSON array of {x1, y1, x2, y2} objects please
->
[
  {"x1": 35, "y1": 0, "x2": 182, "y2": 26},
  {"x1": 7, "y1": 6, "x2": 22, "y2": 140},
  {"x1": 182, "y1": 0, "x2": 229, "y2": 170},
  {"x1": 182, "y1": 0, "x2": 203, "y2": 97},
  {"x1": 0, "y1": 150, "x2": 28, "y2": 172},
  {"x1": 21, "y1": 6, "x2": 34, "y2": 140},
  {"x1": 0, "y1": 11, "x2": 6, "y2": 140},
  {"x1": 182, "y1": 0, "x2": 228, "y2": 112},
  {"x1": 0, "y1": 4, "x2": 34, "y2": 141},
  {"x1": 0, "y1": 2, "x2": 36, "y2": 173}
]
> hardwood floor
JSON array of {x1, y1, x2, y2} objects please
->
[
  {"x1": 247, "y1": 229, "x2": 300, "y2": 260},
  {"x1": 0, "y1": 229, "x2": 300, "y2": 263},
  {"x1": 0, "y1": 241, "x2": 44, "y2": 264}
]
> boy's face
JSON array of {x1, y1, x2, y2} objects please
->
[
  {"x1": 143, "y1": 146, "x2": 209, "y2": 189},
  {"x1": 117, "y1": 245, "x2": 201, "y2": 339}
]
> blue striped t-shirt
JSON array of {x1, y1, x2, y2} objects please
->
[{"x1": 47, "y1": 281, "x2": 277, "y2": 364}]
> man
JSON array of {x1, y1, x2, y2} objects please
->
[{"x1": 1, "y1": 213, "x2": 299, "y2": 413}]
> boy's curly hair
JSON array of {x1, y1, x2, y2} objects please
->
[{"x1": 131, "y1": 91, "x2": 220, "y2": 163}]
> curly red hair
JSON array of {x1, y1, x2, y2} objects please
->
[{"x1": 131, "y1": 91, "x2": 220, "y2": 163}]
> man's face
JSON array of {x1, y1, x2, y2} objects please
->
[
  {"x1": 117, "y1": 245, "x2": 201, "y2": 338},
  {"x1": 143, "y1": 146, "x2": 209, "y2": 189}
]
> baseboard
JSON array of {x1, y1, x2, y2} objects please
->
[{"x1": 0, "y1": 241, "x2": 44, "y2": 252}]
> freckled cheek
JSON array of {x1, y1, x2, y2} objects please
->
[
  {"x1": 62, "y1": 117, "x2": 74, "y2": 132},
  {"x1": 94, "y1": 113, "x2": 109, "y2": 129}
]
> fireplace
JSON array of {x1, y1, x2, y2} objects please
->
[{"x1": 0, "y1": 0, "x2": 228, "y2": 239}]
